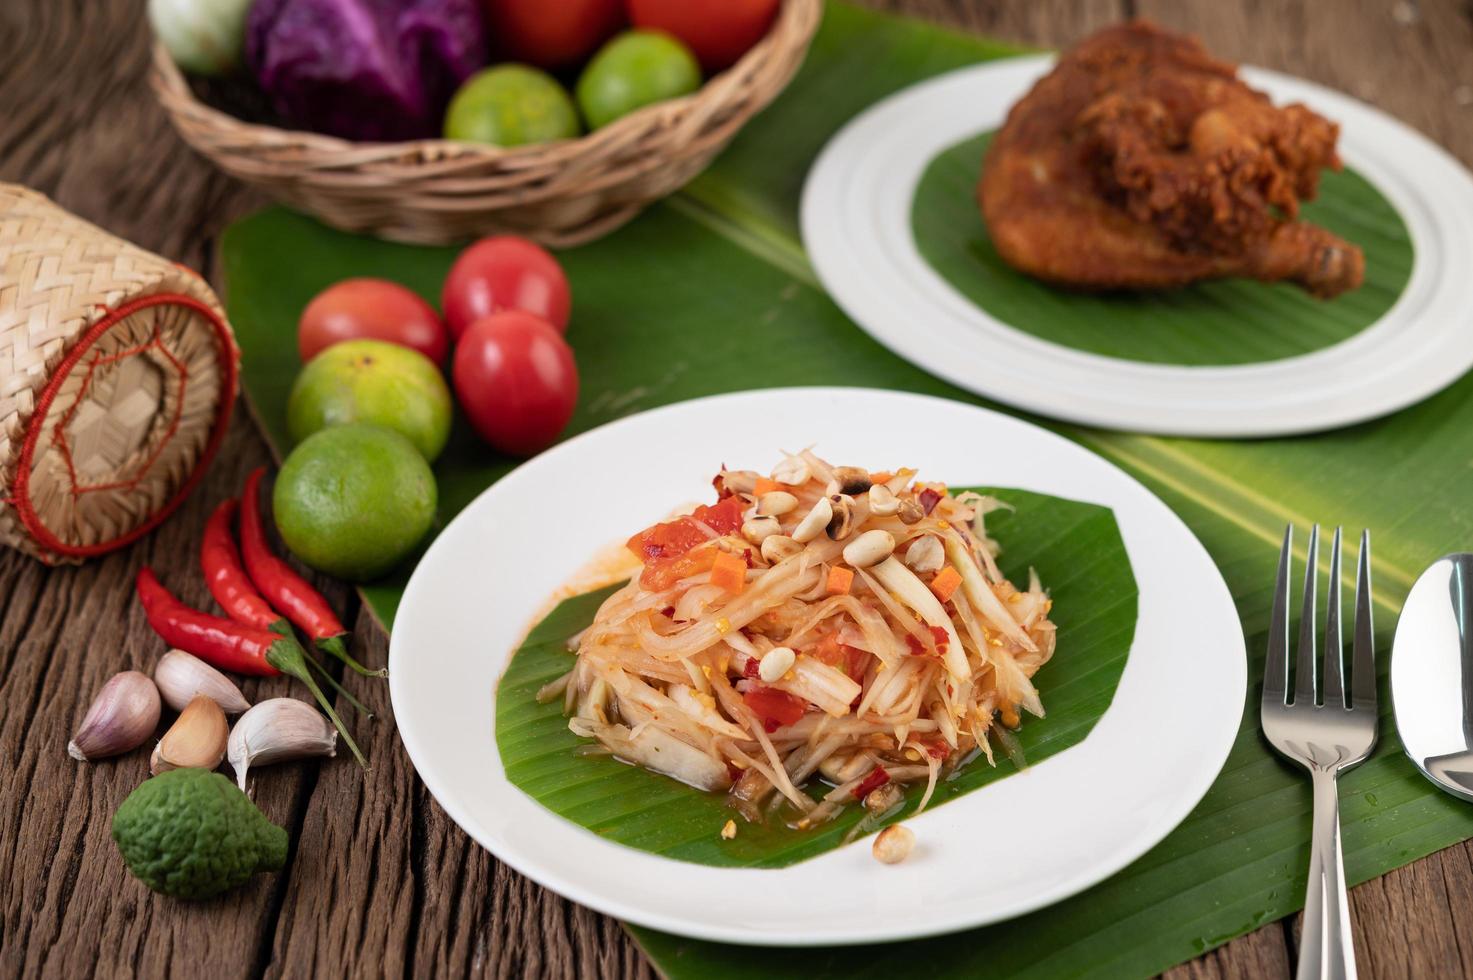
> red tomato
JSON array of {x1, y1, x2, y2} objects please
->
[
  {"x1": 484, "y1": 0, "x2": 625, "y2": 69},
  {"x1": 627, "y1": 496, "x2": 745, "y2": 561},
  {"x1": 637, "y1": 546, "x2": 717, "y2": 593},
  {"x1": 442, "y1": 236, "x2": 572, "y2": 340},
  {"x1": 742, "y1": 687, "x2": 807, "y2": 732},
  {"x1": 297, "y1": 278, "x2": 448, "y2": 363},
  {"x1": 452, "y1": 311, "x2": 579, "y2": 456},
  {"x1": 626, "y1": 495, "x2": 747, "y2": 589},
  {"x1": 626, "y1": 0, "x2": 779, "y2": 71}
]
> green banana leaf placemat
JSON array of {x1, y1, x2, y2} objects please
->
[
  {"x1": 912, "y1": 132, "x2": 1414, "y2": 365},
  {"x1": 221, "y1": 2, "x2": 1473, "y2": 976},
  {"x1": 497, "y1": 488, "x2": 1135, "y2": 868}
]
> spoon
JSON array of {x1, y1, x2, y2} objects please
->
[{"x1": 1391, "y1": 554, "x2": 1473, "y2": 801}]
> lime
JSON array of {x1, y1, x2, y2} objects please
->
[
  {"x1": 287, "y1": 339, "x2": 452, "y2": 462},
  {"x1": 273, "y1": 424, "x2": 437, "y2": 582},
  {"x1": 576, "y1": 30, "x2": 702, "y2": 129},
  {"x1": 444, "y1": 64, "x2": 581, "y2": 146}
]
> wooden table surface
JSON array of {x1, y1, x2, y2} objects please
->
[{"x1": 3, "y1": 1, "x2": 1472, "y2": 977}]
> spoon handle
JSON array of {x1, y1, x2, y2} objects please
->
[{"x1": 1298, "y1": 767, "x2": 1356, "y2": 980}]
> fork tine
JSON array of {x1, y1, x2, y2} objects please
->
[
  {"x1": 1323, "y1": 527, "x2": 1346, "y2": 709},
  {"x1": 1263, "y1": 524, "x2": 1292, "y2": 708},
  {"x1": 1294, "y1": 525, "x2": 1320, "y2": 705},
  {"x1": 1351, "y1": 529, "x2": 1376, "y2": 707}
]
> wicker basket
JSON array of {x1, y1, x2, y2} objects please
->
[
  {"x1": 0, "y1": 185, "x2": 238, "y2": 564},
  {"x1": 149, "y1": 0, "x2": 821, "y2": 247}
]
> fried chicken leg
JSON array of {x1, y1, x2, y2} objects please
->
[{"x1": 979, "y1": 22, "x2": 1363, "y2": 298}]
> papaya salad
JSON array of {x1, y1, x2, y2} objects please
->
[{"x1": 539, "y1": 452, "x2": 1057, "y2": 841}]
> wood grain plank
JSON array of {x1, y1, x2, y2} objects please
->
[
  {"x1": 1133, "y1": 0, "x2": 1473, "y2": 169},
  {"x1": 859, "y1": 0, "x2": 1123, "y2": 44},
  {"x1": 1162, "y1": 926, "x2": 1292, "y2": 980},
  {"x1": 0, "y1": 0, "x2": 293, "y2": 974},
  {"x1": 261, "y1": 605, "x2": 659, "y2": 979},
  {"x1": 1338, "y1": 841, "x2": 1473, "y2": 980}
]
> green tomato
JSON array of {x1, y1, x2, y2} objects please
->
[
  {"x1": 112, "y1": 769, "x2": 288, "y2": 900},
  {"x1": 445, "y1": 65, "x2": 582, "y2": 146},
  {"x1": 576, "y1": 30, "x2": 702, "y2": 129}
]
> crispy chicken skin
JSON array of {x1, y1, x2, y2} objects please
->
[{"x1": 979, "y1": 22, "x2": 1363, "y2": 298}]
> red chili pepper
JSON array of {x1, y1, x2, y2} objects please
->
[
  {"x1": 202, "y1": 498, "x2": 283, "y2": 632},
  {"x1": 919, "y1": 488, "x2": 942, "y2": 515},
  {"x1": 136, "y1": 567, "x2": 367, "y2": 769},
  {"x1": 920, "y1": 738, "x2": 950, "y2": 761},
  {"x1": 137, "y1": 566, "x2": 282, "y2": 676},
  {"x1": 852, "y1": 767, "x2": 890, "y2": 800},
  {"x1": 240, "y1": 467, "x2": 384, "y2": 678}
]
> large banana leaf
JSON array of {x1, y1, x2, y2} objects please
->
[
  {"x1": 220, "y1": 2, "x2": 1473, "y2": 976},
  {"x1": 913, "y1": 133, "x2": 1413, "y2": 365},
  {"x1": 496, "y1": 488, "x2": 1136, "y2": 867}
]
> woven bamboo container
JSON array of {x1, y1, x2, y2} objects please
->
[
  {"x1": 0, "y1": 185, "x2": 238, "y2": 564},
  {"x1": 149, "y1": 0, "x2": 821, "y2": 247}
]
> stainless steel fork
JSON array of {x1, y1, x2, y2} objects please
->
[{"x1": 1261, "y1": 525, "x2": 1377, "y2": 980}]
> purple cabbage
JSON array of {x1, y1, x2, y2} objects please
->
[{"x1": 246, "y1": 0, "x2": 488, "y2": 141}]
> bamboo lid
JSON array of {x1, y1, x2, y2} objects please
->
[{"x1": 0, "y1": 184, "x2": 237, "y2": 563}]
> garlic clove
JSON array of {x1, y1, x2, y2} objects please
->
[
  {"x1": 151, "y1": 694, "x2": 228, "y2": 775},
  {"x1": 154, "y1": 649, "x2": 251, "y2": 714},
  {"x1": 68, "y1": 670, "x2": 161, "y2": 761},
  {"x1": 228, "y1": 698, "x2": 338, "y2": 792}
]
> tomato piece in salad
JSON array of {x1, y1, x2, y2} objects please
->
[
  {"x1": 810, "y1": 633, "x2": 845, "y2": 666},
  {"x1": 627, "y1": 495, "x2": 746, "y2": 590},
  {"x1": 638, "y1": 547, "x2": 717, "y2": 592},
  {"x1": 810, "y1": 633, "x2": 871, "y2": 681},
  {"x1": 743, "y1": 687, "x2": 807, "y2": 732},
  {"x1": 905, "y1": 626, "x2": 952, "y2": 657},
  {"x1": 626, "y1": 495, "x2": 745, "y2": 562}
]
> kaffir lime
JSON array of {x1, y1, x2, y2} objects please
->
[{"x1": 112, "y1": 768, "x2": 287, "y2": 900}]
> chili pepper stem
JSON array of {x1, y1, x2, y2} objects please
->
[
  {"x1": 265, "y1": 639, "x2": 368, "y2": 771},
  {"x1": 302, "y1": 653, "x2": 374, "y2": 718},
  {"x1": 317, "y1": 634, "x2": 387, "y2": 678}
]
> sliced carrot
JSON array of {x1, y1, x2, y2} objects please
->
[
  {"x1": 930, "y1": 566, "x2": 962, "y2": 603},
  {"x1": 711, "y1": 551, "x2": 748, "y2": 594},
  {"x1": 753, "y1": 477, "x2": 784, "y2": 495},
  {"x1": 826, "y1": 565, "x2": 854, "y2": 596}
]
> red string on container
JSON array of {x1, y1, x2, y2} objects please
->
[{"x1": 11, "y1": 293, "x2": 236, "y2": 560}]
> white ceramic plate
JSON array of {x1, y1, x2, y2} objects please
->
[
  {"x1": 801, "y1": 56, "x2": 1473, "y2": 438},
  {"x1": 390, "y1": 388, "x2": 1245, "y2": 946}
]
